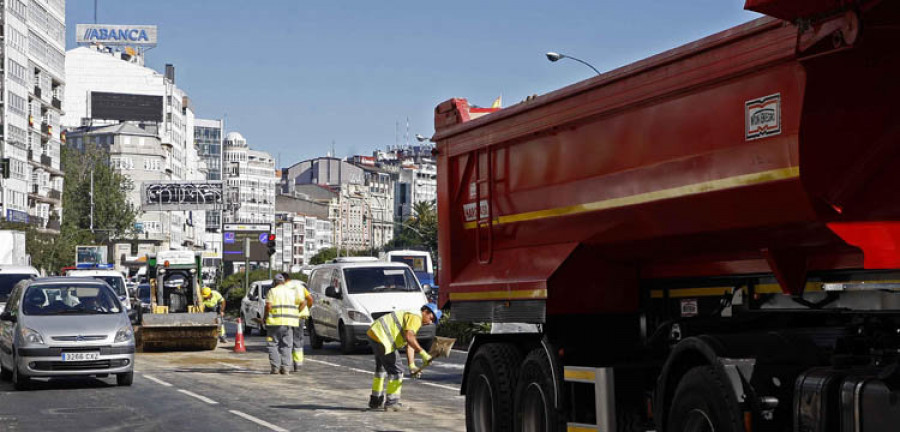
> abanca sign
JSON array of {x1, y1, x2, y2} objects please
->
[{"x1": 76, "y1": 24, "x2": 158, "y2": 47}]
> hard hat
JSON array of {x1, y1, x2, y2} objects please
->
[
  {"x1": 201, "y1": 287, "x2": 212, "y2": 297},
  {"x1": 422, "y1": 303, "x2": 443, "y2": 322}
]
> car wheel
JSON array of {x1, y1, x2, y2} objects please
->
[
  {"x1": 0, "y1": 359, "x2": 11, "y2": 381},
  {"x1": 117, "y1": 371, "x2": 134, "y2": 386},
  {"x1": 241, "y1": 314, "x2": 252, "y2": 336},
  {"x1": 666, "y1": 366, "x2": 742, "y2": 432},
  {"x1": 339, "y1": 322, "x2": 354, "y2": 354},
  {"x1": 12, "y1": 355, "x2": 30, "y2": 391},
  {"x1": 309, "y1": 321, "x2": 324, "y2": 349}
]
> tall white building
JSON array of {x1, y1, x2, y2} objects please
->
[
  {"x1": 222, "y1": 132, "x2": 276, "y2": 224},
  {"x1": 194, "y1": 118, "x2": 224, "y2": 266},
  {"x1": 0, "y1": 0, "x2": 67, "y2": 233},
  {"x1": 63, "y1": 46, "x2": 207, "y2": 252}
]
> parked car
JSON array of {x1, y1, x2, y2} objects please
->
[
  {"x1": 307, "y1": 257, "x2": 435, "y2": 354},
  {"x1": 0, "y1": 277, "x2": 135, "y2": 390},
  {"x1": 0, "y1": 266, "x2": 39, "y2": 313},
  {"x1": 240, "y1": 279, "x2": 272, "y2": 336}
]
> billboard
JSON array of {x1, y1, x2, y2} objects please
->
[
  {"x1": 76, "y1": 245, "x2": 108, "y2": 266},
  {"x1": 91, "y1": 92, "x2": 163, "y2": 122},
  {"x1": 76, "y1": 24, "x2": 158, "y2": 47},
  {"x1": 142, "y1": 181, "x2": 224, "y2": 211},
  {"x1": 223, "y1": 224, "x2": 272, "y2": 262}
]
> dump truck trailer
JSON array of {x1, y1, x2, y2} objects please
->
[
  {"x1": 435, "y1": 1, "x2": 900, "y2": 431},
  {"x1": 139, "y1": 250, "x2": 218, "y2": 351}
]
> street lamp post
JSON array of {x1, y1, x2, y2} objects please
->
[{"x1": 545, "y1": 52, "x2": 602, "y2": 76}]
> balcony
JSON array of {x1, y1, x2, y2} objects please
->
[
  {"x1": 29, "y1": 215, "x2": 45, "y2": 228},
  {"x1": 33, "y1": 86, "x2": 41, "y2": 98},
  {"x1": 49, "y1": 189, "x2": 61, "y2": 200},
  {"x1": 52, "y1": 98, "x2": 61, "y2": 110},
  {"x1": 46, "y1": 219, "x2": 60, "y2": 232},
  {"x1": 41, "y1": 154, "x2": 51, "y2": 167}
]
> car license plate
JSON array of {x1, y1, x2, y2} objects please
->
[{"x1": 61, "y1": 352, "x2": 100, "y2": 362}]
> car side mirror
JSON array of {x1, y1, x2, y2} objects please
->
[
  {"x1": 248, "y1": 293, "x2": 258, "y2": 301},
  {"x1": 325, "y1": 286, "x2": 341, "y2": 299},
  {"x1": 0, "y1": 311, "x2": 15, "y2": 322}
]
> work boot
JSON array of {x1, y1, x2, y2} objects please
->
[
  {"x1": 368, "y1": 395, "x2": 384, "y2": 409},
  {"x1": 293, "y1": 363, "x2": 302, "y2": 372},
  {"x1": 383, "y1": 402, "x2": 406, "y2": 412},
  {"x1": 270, "y1": 366, "x2": 278, "y2": 375},
  {"x1": 279, "y1": 366, "x2": 289, "y2": 375}
]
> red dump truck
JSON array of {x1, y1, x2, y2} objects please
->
[{"x1": 434, "y1": 1, "x2": 900, "y2": 431}]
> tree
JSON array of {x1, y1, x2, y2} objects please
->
[{"x1": 386, "y1": 200, "x2": 438, "y2": 255}]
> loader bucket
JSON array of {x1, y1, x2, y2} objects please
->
[{"x1": 137, "y1": 312, "x2": 220, "y2": 351}]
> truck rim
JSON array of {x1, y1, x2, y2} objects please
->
[
  {"x1": 470, "y1": 374, "x2": 494, "y2": 430},
  {"x1": 519, "y1": 382, "x2": 548, "y2": 432},
  {"x1": 683, "y1": 409, "x2": 715, "y2": 432}
]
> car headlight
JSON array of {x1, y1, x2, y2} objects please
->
[
  {"x1": 347, "y1": 310, "x2": 372, "y2": 323},
  {"x1": 20, "y1": 328, "x2": 44, "y2": 345},
  {"x1": 114, "y1": 325, "x2": 134, "y2": 343}
]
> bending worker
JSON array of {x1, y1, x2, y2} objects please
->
[
  {"x1": 366, "y1": 303, "x2": 442, "y2": 411},
  {"x1": 264, "y1": 274, "x2": 301, "y2": 375},
  {"x1": 281, "y1": 272, "x2": 313, "y2": 371},
  {"x1": 201, "y1": 286, "x2": 228, "y2": 343}
]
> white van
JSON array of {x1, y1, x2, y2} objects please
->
[
  {"x1": 0, "y1": 265, "x2": 39, "y2": 312},
  {"x1": 307, "y1": 257, "x2": 435, "y2": 354},
  {"x1": 66, "y1": 269, "x2": 134, "y2": 320}
]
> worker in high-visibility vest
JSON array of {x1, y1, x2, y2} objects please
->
[
  {"x1": 366, "y1": 303, "x2": 442, "y2": 411},
  {"x1": 281, "y1": 272, "x2": 313, "y2": 371},
  {"x1": 264, "y1": 274, "x2": 302, "y2": 375},
  {"x1": 200, "y1": 287, "x2": 227, "y2": 343}
]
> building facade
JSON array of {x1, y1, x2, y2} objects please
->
[
  {"x1": 0, "y1": 0, "x2": 67, "y2": 233},
  {"x1": 194, "y1": 118, "x2": 224, "y2": 265},
  {"x1": 222, "y1": 132, "x2": 277, "y2": 225},
  {"x1": 64, "y1": 46, "x2": 206, "y2": 252}
]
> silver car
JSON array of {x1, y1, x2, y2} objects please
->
[{"x1": 0, "y1": 277, "x2": 135, "y2": 390}]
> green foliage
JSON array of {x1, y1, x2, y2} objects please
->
[
  {"x1": 436, "y1": 311, "x2": 491, "y2": 348},
  {"x1": 385, "y1": 200, "x2": 438, "y2": 255},
  {"x1": 309, "y1": 247, "x2": 376, "y2": 265},
  {"x1": 220, "y1": 270, "x2": 309, "y2": 315}
]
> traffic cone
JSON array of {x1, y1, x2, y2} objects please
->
[{"x1": 233, "y1": 318, "x2": 247, "y2": 353}]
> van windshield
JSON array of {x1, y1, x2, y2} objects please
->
[
  {"x1": 343, "y1": 268, "x2": 419, "y2": 294},
  {"x1": 0, "y1": 273, "x2": 34, "y2": 302}
]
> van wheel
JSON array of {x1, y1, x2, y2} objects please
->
[
  {"x1": 309, "y1": 321, "x2": 324, "y2": 349},
  {"x1": 514, "y1": 349, "x2": 564, "y2": 432},
  {"x1": 339, "y1": 322, "x2": 354, "y2": 354},
  {"x1": 465, "y1": 343, "x2": 522, "y2": 432},
  {"x1": 0, "y1": 361, "x2": 11, "y2": 381},
  {"x1": 12, "y1": 355, "x2": 30, "y2": 391},
  {"x1": 241, "y1": 314, "x2": 252, "y2": 336},
  {"x1": 667, "y1": 366, "x2": 742, "y2": 432}
]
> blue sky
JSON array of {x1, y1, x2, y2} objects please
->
[{"x1": 66, "y1": 1, "x2": 759, "y2": 166}]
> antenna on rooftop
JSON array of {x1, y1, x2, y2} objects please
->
[{"x1": 94, "y1": 0, "x2": 98, "y2": 23}]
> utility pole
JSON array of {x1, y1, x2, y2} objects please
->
[
  {"x1": 90, "y1": 170, "x2": 94, "y2": 234},
  {"x1": 244, "y1": 237, "x2": 250, "y2": 296}
]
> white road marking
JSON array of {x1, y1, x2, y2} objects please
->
[
  {"x1": 419, "y1": 381, "x2": 462, "y2": 392},
  {"x1": 217, "y1": 362, "x2": 244, "y2": 370},
  {"x1": 306, "y1": 358, "x2": 342, "y2": 368},
  {"x1": 143, "y1": 375, "x2": 173, "y2": 387},
  {"x1": 177, "y1": 389, "x2": 219, "y2": 405},
  {"x1": 229, "y1": 410, "x2": 289, "y2": 432}
]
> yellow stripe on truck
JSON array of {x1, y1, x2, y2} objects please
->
[
  {"x1": 564, "y1": 369, "x2": 596, "y2": 382},
  {"x1": 449, "y1": 289, "x2": 547, "y2": 301},
  {"x1": 464, "y1": 167, "x2": 799, "y2": 229}
]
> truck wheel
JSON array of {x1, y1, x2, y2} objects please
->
[
  {"x1": 667, "y1": 366, "x2": 742, "y2": 432},
  {"x1": 309, "y1": 321, "x2": 324, "y2": 349},
  {"x1": 514, "y1": 349, "x2": 564, "y2": 432},
  {"x1": 465, "y1": 343, "x2": 522, "y2": 432}
]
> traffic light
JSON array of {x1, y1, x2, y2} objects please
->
[{"x1": 267, "y1": 233, "x2": 277, "y2": 256}]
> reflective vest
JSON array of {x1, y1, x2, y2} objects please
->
[
  {"x1": 367, "y1": 311, "x2": 422, "y2": 355},
  {"x1": 201, "y1": 290, "x2": 224, "y2": 311},
  {"x1": 265, "y1": 285, "x2": 301, "y2": 327},
  {"x1": 285, "y1": 280, "x2": 310, "y2": 318}
]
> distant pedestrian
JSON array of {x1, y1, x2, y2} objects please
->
[
  {"x1": 281, "y1": 272, "x2": 313, "y2": 371},
  {"x1": 366, "y1": 303, "x2": 442, "y2": 411},
  {"x1": 200, "y1": 286, "x2": 228, "y2": 343},
  {"x1": 264, "y1": 274, "x2": 302, "y2": 375}
]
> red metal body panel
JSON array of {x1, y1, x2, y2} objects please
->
[{"x1": 435, "y1": 2, "x2": 900, "y2": 315}]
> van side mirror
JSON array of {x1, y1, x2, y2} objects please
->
[
  {"x1": 325, "y1": 286, "x2": 341, "y2": 299},
  {"x1": 0, "y1": 311, "x2": 15, "y2": 322},
  {"x1": 422, "y1": 284, "x2": 433, "y2": 296}
]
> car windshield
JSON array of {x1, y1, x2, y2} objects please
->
[
  {"x1": 0, "y1": 273, "x2": 34, "y2": 303},
  {"x1": 138, "y1": 284, "x2": 151, "y2": 302},
  {"x1": 390, "y1": 255, "x2": 428, "y2": 273},
  {"x1": 22, "y1": 284, "x2": 121, "y2": 315},
  {"x1": 343, "y1": 267, "x2": 419, "y2": 294}
]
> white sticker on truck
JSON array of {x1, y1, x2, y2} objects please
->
[{"x1": 745, "y1": 93, "x2": 781, "y2": 140}]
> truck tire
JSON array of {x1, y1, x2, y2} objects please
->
[
  {"x1": 514, "y1": 348, "x2": 564, "y2": 432},
  {"x1": 666, "y1": 366, "x2": 742, "y2": 432},
  {"x1": 309, "y1": 321, "x2": 324, "y2": 349},
  {"x1": 465, "y1": 343, "x2": 522, "y2": 432}
]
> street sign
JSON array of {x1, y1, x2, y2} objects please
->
[{"x1": 222, "y1": 224, "x2": 271, "y2": 262}]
